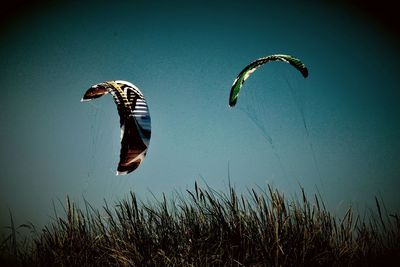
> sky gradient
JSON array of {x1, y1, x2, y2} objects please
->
[{"x1": 1, "y1": 0, "x2": 399, "y2": 231}]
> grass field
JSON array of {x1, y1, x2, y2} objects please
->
[{"x1": 1, "y1": 182, "x2": 399, "y2": 266}]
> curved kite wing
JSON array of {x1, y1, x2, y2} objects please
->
[
  {"x1": 81, "y1": 80, "x2": 151, "y2": 175},
  {"x1": 229, "y1": 54, "x2": 308, "y2": 107}
]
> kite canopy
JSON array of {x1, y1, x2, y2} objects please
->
[
  {"x1": 229, "y1": 54, "x2": 308, "y2": 107},
  {"x1": 81, "y1": 80, "x2": 151, "y2": 175}
]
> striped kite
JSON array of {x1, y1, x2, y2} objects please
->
[{"x1": 81, "y1": 80, "x2": 151, "y2": 175}]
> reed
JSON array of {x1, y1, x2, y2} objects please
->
[{"x1": 1, "y1": 182, "x2": 399, "y2": 266}]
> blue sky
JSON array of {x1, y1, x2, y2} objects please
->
[{"x1": 1, "y1": 0, "x2": 399, "y2": 230}]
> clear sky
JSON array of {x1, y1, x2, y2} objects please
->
[{"x1": 1, "y1": 0, "x2": 399, "y2": 230}]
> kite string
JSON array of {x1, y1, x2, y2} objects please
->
[
  {"x1": 240, "y1": 82, "x2": 289, "y2": 180},
  {"x1": 82, "y1": 101, "x2": 101, "y2": 196},
  {"x1": 284, "y1": 77, "x2": 324, "y2": 189},
  {"x1": 245, "y1": 110, "x2": 289, "y2": 180}
]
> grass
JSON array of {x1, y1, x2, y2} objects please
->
[{"x1": 1, "y1": 182, "x2": 399, "y2": 266}]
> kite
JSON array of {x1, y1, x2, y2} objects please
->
[
  {"x1": 81, "y1": 80, "x2": 151, "y2": 175},
  {"x1": 229, "y1": 54, "x2": 308, "y2": 107}
]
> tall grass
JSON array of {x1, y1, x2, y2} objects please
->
[{"x1": 1, "y1": 183, "x2": 399, "y2": 266}]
